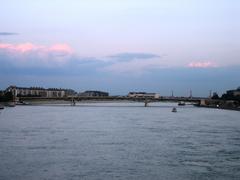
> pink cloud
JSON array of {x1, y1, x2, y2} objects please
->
[
  {"x1": 0, "y1": 43, "x2": 40, "y2": 53},
  {"x1": 49, "y1": 44, "x2": 73, "y2": 54},
  {"x1": 188, "y1": 61, "x2": 217, "y2": 68},
  {"x1": 0, "y1": 42, "x2": 73, "y2": 54},
  {"x1": 15, "y1": 43, "x2": 39, "y2": 53},
  {"x1": 0, "y1": 42, "x2": 74, "y2": 66}
]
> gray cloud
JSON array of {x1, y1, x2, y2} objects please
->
[
  {"x1": 102, "y1": 52, "x2": 163, "y2": 73},
  {"x1": 0, "y1": 32, "x2": 18, "y2": 36},
  {"x1": 108, "y1": 53, "x2": 160, "y2": 61}
]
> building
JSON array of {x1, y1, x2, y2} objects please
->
[
  {"x1": 226, "y1": 87, "x2": 240, "y2": 97},
  {"x1": 46, "y1": 88, "x2": 66, "y2": 98},
  {"x1": 5, "y1": 86, "x2": 76, "y2": 98},
  {"x1": 64, "y1": 89, "x2": 78, "y2": 97},
  {"x1": 79, "y1": 90, "x2": 109, "y2": 97},
  {"x1": 128, "y1": 92, "x2": 160, "y2": 99}
]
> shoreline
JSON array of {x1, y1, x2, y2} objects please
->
[{"x1": 196, "y1": 104, "x2": 240, "y2": 111}]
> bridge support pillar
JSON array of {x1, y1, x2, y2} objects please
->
[
  {"x1": 71, "y1": 98, "x2": 76, "y2": 106},
  {"x1": 144, "y1": 100, "x2": 148, "y2": 107}
]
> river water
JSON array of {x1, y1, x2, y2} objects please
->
[{"x1": 0, "y1": 102, "x2": 240, "y2": 180}]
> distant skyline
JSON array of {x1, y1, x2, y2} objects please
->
[{"x1": 0, "y1": 0, "x2": 240, "y2": 96}]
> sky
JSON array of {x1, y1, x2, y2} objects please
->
[{"x1": 0, "y1": 0, "x2": 239, "y2": 96}]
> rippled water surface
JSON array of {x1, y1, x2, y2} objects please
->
[{"x1": 0, "y1": 102, "x2": 240, "y2": 180}]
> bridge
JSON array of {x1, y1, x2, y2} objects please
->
[{"x1": 18, "y1": 96, "x2": 203, "y2": 106}]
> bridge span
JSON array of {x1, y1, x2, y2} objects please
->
[{"x1": 19, "y1": 96, "x2": 203, "y2": 106}]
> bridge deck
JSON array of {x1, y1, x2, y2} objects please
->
[{"x1": 19, "y1": 96, "x2": 202, "y2": 103}]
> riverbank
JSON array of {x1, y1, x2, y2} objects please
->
[
  {"x1": 196, "y1": 104, "x2": 240, "y2": 111},
  {"x1": 198, "y1": 99, "x2": 240, "y2": 111}
]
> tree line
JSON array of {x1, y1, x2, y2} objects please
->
[
  {"x1": 212, "y1": 91, "x2": 240, "y2": 102},
  {"x1": 0, "y1": 91, "x2": 13, "y2": 102}
]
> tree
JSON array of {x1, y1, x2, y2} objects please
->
[
  {"x1": 212, "y1": 92, "x2": 219, "y2": 99},
  {"x1": 0, "y1": 91, "x2": 13, "y2": 102}
]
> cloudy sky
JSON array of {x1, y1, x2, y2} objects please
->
[{"x1": 0, "y1": 0, "x2": 239, "y2": 96}]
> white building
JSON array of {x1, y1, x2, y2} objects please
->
[{"x1": 6, "y1": 86, "x2": 66, "y2": 98}]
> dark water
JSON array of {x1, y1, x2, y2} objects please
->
[{"x1": 0, "y1": 103, "x2": 240, "y2": 180}]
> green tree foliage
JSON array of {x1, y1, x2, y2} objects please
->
[
  {"x1": 0, "y1": 91, "x2": 13, "y2": 102},
  {"x1": 222, "y1": 93, "x2": 240, "y2": 102},
  {"x1": 212, "y1": 92, "x2": 219, "y2": 99}
]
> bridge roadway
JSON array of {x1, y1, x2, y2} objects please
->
[{"x1": 19, "y1": 96, "x2": 202, "y2": 104}]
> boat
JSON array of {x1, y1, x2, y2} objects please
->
[
  {"x1": 178, "y1": 101, "x2": 186, "y2": 106},
  {"x1": 16, "y1": 101, "x2": 30, "y2": 105},
  {"x1": 172, "y1": 107, "x2": 177, "y2": 112}
]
